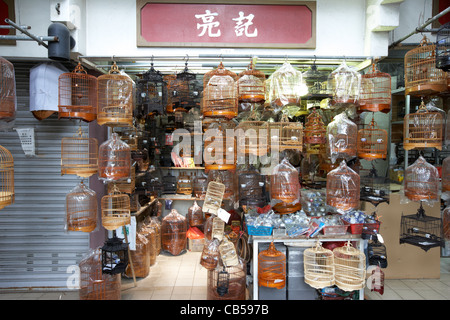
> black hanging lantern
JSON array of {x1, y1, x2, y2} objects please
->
[
  {"x1": 172, "y1": 57, "x2": 202, "y2": 111},
  {"x1": 162, "y1": 171, "x2": 177, "y2": 194},
  {"x1": 101, "y1": 235, "x2": 129, "y2": 275},
  {"x1": 216, "y1": 266, "x2": 230, "y2": 297},
  {"x1": 136, "y1": 59, "x2": 167, "y2": 117},
  {"x1": 436, "y1": 22, "x2": 450, "y2": 71}
]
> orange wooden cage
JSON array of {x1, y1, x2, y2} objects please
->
[
  {"x1": 404, "y1": 155, "x2": 439, "y2": 202},
  {"x1": 0, "y1": 57, "x2": 16, "y2": 122},
  {"x1": 357, "y1": 116, "x2": 388, "y2": 160},
  {"x1": 359, "y1": 64, "x2": 391, "y2": 113}
]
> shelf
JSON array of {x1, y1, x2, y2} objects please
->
[{"x1": 160, "y1": 195, "x2": 204, "y2": 201}]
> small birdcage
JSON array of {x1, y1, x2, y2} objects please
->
[
  {"x1": 0, "y1": 57, "x2": 16, "y2": 123},
  {"x1": 136, "y1": 61, "x2": 167, "y2": 116},
  {"x1": 219, "y1": 237, "x2": 239, "y2": 267},
  {"x1": 161, "y1": 209, "x2": 187, "y2": 256},
  {"x1": 207, "y1": 259, "x2": 246, "y2": 300},
  {"x1": 270, "y1": 158, "x2": 300, "y2": 204},
  {"x1": 101, "y1": 186, "x2": 131, "y2": 231},
  {"x1": 235, "y1": 121, "x2": 269, "y2": 156},
  {"x1": 359, "y1": 64, "x2": 391, "y2": 113},
  {"x1": 327, "y1": 60, "x2": 361, "y2": 105},
  {"x1": 58, "y1": 62, "x2": 97, "y2": 122},
  {"x1": 236, "y1": 62, "x2": 266, "y2": 103},
  {"x1": 0, "y1": 145, "x2": 14, "y2": 210},
  {"x1": 140, "y1": 167, "x2": 164, "y2": 197},
  {"x1": 405, "y1": 36, "x2": 447, "y2": 96},
  {"x1": 258, "y1": 242, "x2": 286, "y2": 289},
  {"x1": 442, "y1": 156, "x2": 450, "y2": 192},
  {"x1": 404, "y1": 155, "x2": 439, "y2": 202},
  {"x1": 202, "y1": 62, "x2": 238, "y2": 119},
  {"x1": 360, "y1": 166, "x2": 390, "y2": 205},
  {"x1": 326, "y1": 160, "x2": 360, "y2": 211},
  {"x1": 97, "y1": 62, "x2": 133, "y2": 127},
  {"x1": 177, "y1": 172, "x2": 193, "y2": 195},
  {"x1": 200, "y1": 239, "x2": 220, "y2": 270},
  {"x1": 266, "y1": 61, "x2": 305, "y2": 108},
  {"x1": 403, "y1": 101, "x2": 444, "y2": 150},
  {"x1": 333, "y1": 241, "x2": 366, "y2": 292},
  {"x1": 203, "y1": 179, "x2": 226, "y2": 215},
  {"x1": 65, "y1": 181, "x2": 97, "y2": 233},
  {"x1": 327, "y1": 112, "x2": 358, "y2": 163},
  {"x1": 187, "y1": 201, "x2": 204, "y2": 229},
  {"x1": 436, "y1": 22, "x2": 450, "y2": 71},
  {"x1": 101, "y1": 235, "x2": 129, "y2": 274},
  {"x1": 193, "y1": 172, "x2": 208, "y2": 199},
  {"x1": 98, "y1": 132, "x2": 131, "y2": 181},
  {"x1": 238, "y1": 166, "x2": 266, "y2": 208},
  {"x1": 400, "y1": 202, "x2": 444, "y2": 251},
  {"x1": 357, "y1": 116, "x2": 388, "y2": 160},
  {"x1": 204, "y1": 119, "x2": 236, "y2": 171},
  {"x1": 269, "y1": 114, "x2": 303, "y2": 152},
  {"x1": 304, "y1": 242, "x2": 335, "y2": 289},
  {"x1": 117, "y1": 126, "x2": 138, "y2": 151},
  {"x1": 302, "y1": 62, "x2": 330, "y2": 100},
  {"x1": 162, "y1": 171, "x2": 177, "y2": 194},
  {"x1": 61, "y1": 127, "x2": 98, "y2": 178},
  {"x1": 303, "y1": 109, "x2": 327, "y2": 155}
]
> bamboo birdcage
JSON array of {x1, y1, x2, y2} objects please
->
[
  {"x1": 101, "y1": 185, "x2": 131, "y2": 231},
  {"x1": 219, "y1": 237, "x2": 239, "y2": 267},
  {"x1": 327, "y1": 60, "x2": 361, "y2": 105},
  {"x1": 304, "y1": 242, "x2": 335, "y2": 289},
  {"x1": 303, "y1": 108, "x2": 327, "y2": 155},
  {"x1": 161, "y1": 209, "x2": 187, "y2": 256},
  {"x1": 0, "y1": 57, "x2": 16, "y2": 122},
  {"x1": 200, "y1": 239, "x2": 220, "y2": 270},
  {"x1": 107, "y1": 164, "x2": 135, "y2": 195},
  {"x1": 235, "y1": 121, "x2": 269, "y2": 156},
  {"x1": 333, "y1": 241, "x2": 366, "y2": 292},
  {"x1": 270, "y1": 158, "x2": 300, "y2": 203},
  {"x1": 404, "y1": 155, "x2": 439, "y2": 202},
  {"x1": 266, "y1": 61, "x2": 305, "y2": 108},
  {"x1": 58, "y1": 62, "x2": 98, "y2": 122},
  {"x1": 203, "y1": 179, "x2": 226, "y2": 215},
  {"x1": 207, "y1": 259, "x2": 246, "y2": 300},
  {"x1": 61, "y1": 127, "x2": 98, "y2": 178},
  {"x1": 359, "y1": 64, "x2": 391, "y2": 113},
  {"x1": 405, "y1": 36, "x2": 447, "y2": 96},
  {"x1": 98, "y1": 132, "x2": 131, "y2": 181},
  {"x1": 202, "y1": 62, "x2": 238, "y2": 119},
  {"x1": 97, "y1": 62, "x2": 133, "y2": 127},
  {"x1": 436, "y1": 22, "x2": 450, "y2": 71},
  {"x1": 258, "y1": 242, "x2": 286, "y2": 289},
  {"x1": 65, "y1": 181, "x2": 97, "y2": 233},
  {"x1": 326, "y1": 160, "x2": 360, "y2": 211},
  {"x1": 136, "y1": 61, "x2": 167, "y2": 116},
  {"x1": 357, "y1": 116, "x2": 388, "y2": 160},
  {"x1": 177, "y1": 172, "x2": 193, "y2": 195},
  {"x1": 442, "y1": 156, "x2": 450, "y2": 192},
  {"x1": 207, "y1": 169, "x2": 235, "y2": 201},
  {"x1": 327, "y1": 112, "x2": 358, "y2": 163},
  {"x1": 236, "y1": 62, "x2": 266, "y2": 103},
  {"x1": 203, "y1": 119, "x2": 236, "y2": 171},
  {"x1": 0, "y1": 145, "x2": 14, "y2": 210},
  {"x1": 403, "y1": 101, "x2": 444, "y2": 150},
  {"x1": 269, "y1": 114, "x2": 303, "y2": 152}
]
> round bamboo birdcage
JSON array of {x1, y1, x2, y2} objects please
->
[
  {"x1": 98, "y1": 132, "x2": 131, "y2": 181},
  {"x1": 266, "y1": 61, "x2": 305, "y2": 107},
  {"x1": 207, "y1": 259, "x2": 246, "y2": 300},
  {"x1": 333, "y1": 241, "x2": 366, "y2": 292},
  {"x1": 236, "y1": 121, "x2": 269, "y2": 156},
  {"x1": 125, "y1": 233, "x2": 150, "y2": 278},
  {"x1": 204, "y1": 119, "x2": 236, "y2": 171},
  {"x1": 97, "y1": 62, "x2": 133, "y2": 127},
  {"x1": 326, "y1": 160, "x2": 360, "y2": 211},
  {"x1": 442, "y1": 156, "x2": 450, "y2": 192},
  {"x1": 237, "y1": 62, "x2": 265, "y2": 103},
  {"x1": 304, "y1": 242, "x2": 335, "y2": 289},
  {"x1": 200, "y1": 239, "x2": 220, "y2": 270},
  {"x1": 403, "y1": 101, "x2": 444, "y2": 150},
  {"x1": 258, "y1": 242, "x2": 286, "y2": 289},
  {"x1": 61, "y1": 127, "x2": 98, "y2": 178},
  {"x1": 0, "y1": 57, "x2": 16, "y2": 122},
  {"x1": 270, "y1": 158, "x2": 300, "y2": 203},
  {"x1": 269, "y1": 114, "x2": 303, "y2": 152},
  {"x1": 327, "y1": 61, "x2": 361, "y2": 105},
  {"x1": 359, "y1": 64, "x2": 391, "y2": 113},
  {"x1": 161, "y1": 209, "x2": 187, "y2": 256},
  {"x1": 65, "y1": 181, "x2": 97, "y2": 233},
  {"x1": 202, "y1": 62, "x2": 238, "y2": 119},
  {"x1": 357, "y1": 116, "x2": 388, "y2": 160},
  {"x1": 187, "y1": 201, "x2": 204, "y2": 229},
  {"x1": 0, "y1": 145, "x2": 14, "y2": 210},
  {"x1": 404, "y1": 155, "x2": 439, "y2": 202},
  {"x1": 58, "y1": 63, "x2": 97, "y2": 122},
  {"x1": 101, "y1": 185, "x2": 131, "y2": 231},
  {"x1": 327, "y1": 112, "x2": 358, "y2": 163}
]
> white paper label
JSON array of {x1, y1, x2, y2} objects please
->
[{"x1": 217, "y1": 208, "x2": 231, "y2": 224}]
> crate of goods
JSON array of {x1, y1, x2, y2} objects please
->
[
  {"x1": 320, "y1": 215, "x2": 348, "y2": 236},
  {"x1": 247, "y1": 224, "x2": 274, "y2": 236},
  {"x1": 342, "y1": 211, "x2": 380, "y2": 235}
]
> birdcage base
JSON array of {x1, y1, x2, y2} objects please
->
[
  {"x1": 305, "y1": 273, "x2": 335, "y2": 289},
  {"x1": 205, "y1": 164, "x2": 236, "y2": 171},
  {"x1": 327, "y1": 200, "x2": 358, "y2": 212},
  {"x1": 62, "y1": 167, "x2": 98, "y2": 178},
  {"x1": 357, "y1": 152, "x2": 386, "y2": 160},
  {"x1": 68, "y1": 219, "x2": 97, "y2": 233},
  {"x1": 0, "y1": 191, "x2": 14, "y2": 209},
  {"x1": 403, "y1": 142, "x2": 442, "y2": 151},
  {"x1": 239, "y1": 94, "x2": 265, "y2": 103},
  {"x1": 405, "y1": 83, "x2": 447, "y2": 96},
  {"x1": 102, "y1": 216, "x2": 131, "y2": 231},
  {"x1": 99, "y1": 169, "x2": 130, "y2": 181},
  {"x1": 335, "y1": 278, "x2": 365, "y2": 292},
  {"x1": 58, "y1": 110, "x2": 96, "y2": 122},
  {"x1": 304, "y1": 136, "x2": 326, "y2": 145},
  {"x1": 32, "y1": 110, "x2": 56, "y2": 120},
  {"x1": 358, "y1": 103, "x2": 391, "y2": 113},
  {"x1": 97, "y1": 113, "x2": 133, "y2": 127},
  {"x1": 203, "y1": 111, "x2": 237, "y2": 119},
  {"x1": 273, "y1": 201, "x2": 302, "y2": 214},
  {"x1": 404, "y1": 192, "x2": 438, "y2": 202},
  {"x1": 258, "y1": 274, "x2": 286, "y2": 289},
  {"x1": 400, "y1": 235, "x2": 444, "y2": 251}
]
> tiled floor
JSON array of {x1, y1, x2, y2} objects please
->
[{"x1": 1, "y1": 253, "x2": 450, "y2": 300}]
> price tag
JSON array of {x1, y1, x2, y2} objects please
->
[{"x1": 217, "y1": 208, "x2": 231, "y2": 224}]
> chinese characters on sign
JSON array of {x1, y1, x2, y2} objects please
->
[{"x1": 195, "y1": 10, "x2": 258, "y2": 38}]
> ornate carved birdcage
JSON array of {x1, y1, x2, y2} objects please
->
[
  {"x1": 304, "y1": 241, "x2": 335, "y2": 289},
  {"x1": 58, "y1": 62, "x2": 97, "y2": 122},
  {"x1": 203, "y1": 179, "x2": 226, "y2": 215},
  {"x1": 162, "y1": 171, "x2": 177, "y2": 194},
  {"x1": 359, "y1": 64, "x2": 391, "y2": 113},
  {"x1": 101, "y1": 235, "x2": 129, "y2": 274},
  {"x1": 327, "y1": 60, "x2": 361, "y2": 106},
  {"x1": 66, "y1": 181, "x2": 97, "y2": 232},
  {"x1": 400, "y1": 202, "x2": 444, "y2": 251},
  {"x1": 236, "y1": 62, "x2": 265, "y2": 103},
  {"x1": 405, "y1": 36, "x2": 447, "y2": 96},
  {"x1": 266, "y1": 61, "x2": 305, "y2": 108},
  {"x1": 193, "y1": 172, "x2": 208, "y2": 199},
  {"x1": 207, "y1": 259, "x2": 246, "y2": 300},
  {"x1": 172, "y1": 58, "x2": 201, "y2": 110},
  {"x1": 0, "y1": 57, "x2": 16, "y2": 123},
  {"x1": 101, "y1": 185, "x2": 131, "y2": 231},
  {"x1": 61, "y1": 127, "x2": 98, "y2": 178},
  {"x1": 258, "y1": 242, "x2": 286, "y2": 289},
  {"x1": 136, "y1": 60, "x2": 167, "y2": 116},
  {"x1": 403, "y1": 101, "x2": 444, "y2": 150},
  {"x1": 161, "y1": 209, "x2": 187, "y2": 256},
  {"x1": 238, "y1": 165, "x2": 266, "y2": 208},
  {"x1": 0, "y1": 145, "x2": 14, "y2": 210},
  {"x1": 303, "y1": 108, "x2": 327, "y2": 155},
  {"x1": 436, "y1": 22, "x2": 450, "y2": 71},
  {"x1": 333, "y1": 241, "x2": 366, "y2": 292},
  {"x1": 204, "y1": 119, "x2": 236, "y2": 171},
  {"x1": 270, "y1": 158, "x2": 300, "y2": 204},
  {"x1": 357, "y1": 116, "x2": 388, "y2": 160},
  {"x1": 269, "y1": 114, "x2": 303, "y2": 152},
  {"x1": 327, "y1": 112, "x2": 358, "y2": 163},
  {"x1": 177, "y1": 172, "x2": 193, "y2": 195},
  {"x1": 235, "y1": 121, "x2": 269, "y2": 156},
  {"x1": 442, "y1": 156, "x2": 450, "y2": 192},
  {"x1": 97, "y1": 62, "x2": 133, "y2": 127},
  {"x1": 202, "y1": 62, "x2": 238, "y2": 119},
  {"x1": 404, "y1": 155, "x2": 439, "y2": 202},
  {"x1": 200, "y1": 239, "x2": 220, "y2": 270},
  {"x1": 98, "y1": 132, "x2": 131, "y2": 181},
  {"x1": 326, "y1": 160, "x2": 360, "y2": 211},
  {"x1": 360, "y1": 165, "x2": 390, "y2": 206}
]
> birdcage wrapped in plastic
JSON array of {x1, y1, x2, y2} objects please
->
[
  {"x1": 235, "y1": 121, "x2": 269, "y2": 156},
  {"x1": 0, "y1": 145, "x2": 14, "y2": 210},
  {"x1": 333, "y1": 241, "x2": 366, "y2": 292},
  {"x1": 442, "y1": 156, "x2": 450, "y2": 192},
  {"x1": 237, "y1": 62, "x2": 265, "y2": 103},
  {"x1": 207, "y1": 258, "x2": 246, "y2": 300},
  {"x1": 0, "y1": 57, "x2": 16, "y2": 123},
  {"x1": 141, "y1": 216, "x2": 159, "y2": 265},
  {"x1": 204, "y1": 119, "x2": 236, "y2": 171},
  {"x1": 404, "y1": 155, "x2": 439, "y2": 203},
  {"x1": 436, "y1": 22, "x2": 450, "y2": 71},
  {"x1": 327, "y1": 61, "x2": 361, "y2": 105},
  {"x1": 258, "y1": 242, "x2": 286, "y2": 289},
  {"x1": 357, "y1": 117, "x2": 388, "y2": 160},
  {"x1": 359, "y1": 64, "x2": 391, "y2": 113},
  {"x1": 125, "y1": 232, "x2": 150, "y2": 278},
  {"x1": 101, "y1": 186, "x2": 131, "y2": 231},
  {"x1": 98, "y1": 132, "x2": 131, "y2": 181},
  {"x1": 326, "y1": 160, "x2": 360, "y2": 211},
  {"x1": 187, "y1": 200, "x2": 204, "y2": 229},
  {"x1": 65, "y1": 181, "x2": 97, "y2": 233},
  {"x1": 304, "y1": 242, "x2": 335, "y2": 289},
  {"x1": 270, "y1": 158, "x2": 301, "y2": 205},
  {"x1": 327, "y1": 112, "x2": 357, "y2": 163},
  {"x1": 200, "y1": 238, "x2": 220, "y2": 270},
  {"x1": 161, "y1": 209, "x2": 187, "y2": 256},
  {"x1": 303, "y1": 62, "x2": 330, "y2": 99}
]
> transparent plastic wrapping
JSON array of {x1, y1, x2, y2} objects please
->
[
  {"x1": 442, "y1": 156, "x2": 450, "y2": 193},
  {"x1": 141, "y1": 218, "x2": 157, "y2": 266},
  {"x1": 270, "y1": 158, "x2": 301, "y2": 205},
  {"x1": 327, "y1": 112, "x2": 357, "y2": 163},
  {"x1": 98, "y1": 132, "x2": 131, "y2": 181},
  {"x1": 266, "y1": 62, "x2": 306, "y2": 108},
  {"x1": 187, "y1": 200, "x2": 204, "y2": 228},
  {"x1": 0, "y1": 57, "x2": 16, "y2": 124},
  {"x1": 125, "y1": 233, "x2": 150, "y2": 278},
  {"x1": 161, "y1": 209, "x2": 187, "y2": 255},
  {"x1": 149, "y1": 216, "x2": 161, "y2": 255},
  {"x1": 200, "y1": 238, "x2": 220, "y2": 270},
  {"x1": 326, "y1": 160, "x2": 360, "y2": 212},
  {"x1": 327, "y1": 61, "x2": 361, "y2": 105},
  {"x1": 65, "y1": 181, "x2": 97, "y2": 233},
  {"x1": 443, "y1": 206, "x2": 450, "y2": 241},
  {"x1": 403, "y1": 155, "x2": 439, "y2": 204}
]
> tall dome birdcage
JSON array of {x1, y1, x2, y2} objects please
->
[
  {"x1": 359, "y1": 63, "x2": 391, "y2": 113},
  {"x1": 98, "y1": 132, "x2": 131, "y2": 181},
  {"x1": 136, "y1": 60, "x2": 167, "y2": 117},
  {"x1": 236, "y1": 62, "x2": 266, "y2": 103},
  {"x1": 65, "y1": 181, "x2": 97, "y2": 232},
  {"x1": 0, "y1": 56, "x2": 16, "y2": 123},
  {"x1": 333, "y1": 241, "x2": 366, "y2": 292},
  {"x1": 270, "y1": 158, "x2": 300, "y2": 204},
  {"x1": 258, "y1": 242, "x2": 286, "y2": 289},
  {"x1": 327, "y1": 60, "x2": 361, "y2": 106},
  {"x1": 327, "y1": 112, "x2": 358, "y2": 163},
  {"x1": 161, "y1": 209, "x2": 187, "y2": 256},
  {"x1": 404, "y1": 155, "x2": 439, "y2": 203},
  {"x1": 326, "y1": 160, "x2": 360, "y2": 211},
  {"x1": 357, "y1": 116, "x2": 388, "y2": 160}
]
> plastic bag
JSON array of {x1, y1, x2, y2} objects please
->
[
  {"x1": 161, "y1": 209, "x2": 187, "y2": 255},
  {"x1": 326, "y1": 160, "x2": 360, "y2": 212},
  {"x1": 187, "y1": 201, "x2": 204, "y2": 228},
  {"x1": 266, "y1": 62, "x2": 306, "y2": 108},
  {"x1": 270, "y1": 158, "x2": 301, "y2": 205},
  {"x1": 327, "y1": 60, "x2": 361, "y2": 105},
  {"x1": 65, "y1": 181, "x2": 98, "y2": 233},
  {"x1": 98, "y1": 132, "x2": 131, "y2": 181},
  {"x1": 327, "y1": 112, "x2": 357, "y2": 163},
  {"x1": 125, "y1": 233, "x2": 150, "y2": 278},
  {"x1": 200, "y1": 239, "x2": 220, "y2": 270}
]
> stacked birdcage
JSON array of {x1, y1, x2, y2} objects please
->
[
  {"x1": 357, "y1": 117, "x2": 388, "y2": 160},
  {"x1": 359, "y1": 64, "x2": 391, "y2": 113},
  {"x1": 333, "y1": 241, "x2": 366, "y2": 292},
  {"x1": 101, "y1": 185, "x2": 131, "y2": 231},
  {"x1": 0, "y1": 145, "x2": 14, "y2": 210},
  {"x1": 136, "y1": 61, "x2": 167, "y2": 116},
  {"x1": 0, "y1": 57, "x2": 16, "y2": 123},
  {"x1": 258, "y1": 242, "x2": 286, "y2": 289},
  {"x1": 161, "y1": 209, "x2": 187, "y2": 256},
  {"x1": 65, "y1": 181, "x2": 97, "y2": 233},
  {"x1": 404, "y1": 156, "x2": 439, "y2": 202},
  {"x1": 303, "y1": 108, "x2": 327, "y2": 155},
  {"x1": 326, "y1": 160, "x2": 360, "y2": 211},
  {"x1": 237, "y1": 62, "x2": 266, "y2": 103},
  {"x1": 304, "y1": 242, "x2": 335, "y2": 289},
  {"x1": 203, "y1": 179, "x2": 226, "y2": 215},
  {"x1": 235, "y1": 121, "x2": 269, "y2": 156}
]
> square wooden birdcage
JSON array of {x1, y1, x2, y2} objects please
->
[
  {"x1": 269, "y1": 114, "x2": 303, "y2": 152},
  {"x1": 403, "y1": 101, "x2": 444, "y2": 151},
  {"x1": 61, "y1": 127, "x2": 98, "y2": 178},
  {"x1": 326, "y1": 160, "x2": 360, "y2": 211},
  {"x1": 404, "y1": 155, "x2": 439, "y2": 202},
  {"x1": 97, "y1": 62, "x2": 133, "y2": 127},
  {"x1": 303, "y1": 108, "x2": 327, "y2": 155},
  {"x1": 405, "y1": 36, "x2": 447, "y2": 96},
  {"x1": 136, "y1": 61, "x2": 167, "y2": 116},
  {"x1": 359, "y1": 64, "x2": 391, "y2": 113},
  {"x1": 66, "y1": 181, "x2": 97, "y2": 233},
  {"x1": 237, "y1": 62, "x2": 266, "y2": 103},
  {"x1": 0, "y1": 57, "x2": 16, "y2": 122},
  {"x1": 357, "y1": 117, "x2": 388, "y2": 160},
  {"x1": 98, "y1": 132, "x2": 131, "y2": 181},
  {"x1": 58, "y1": 62, "x2": 98, "y2": 122},
  {"x1": 436, "y1": 22, "x2": 450, "y2": 71},
  {"x1": 235, "y1": 121, "x2": 269, "y2": 156},
  {"x1": 176, "y1": 173, "x2": 193, "y2": 195},
  {"x1": 0, "y1": 145, "x2": 14, "y2": 210},
  {"x1": 202, "y1": 62, "x2": 238, "y2": 119},
  {"x1": 203, "y1": 119, "x2": 236, "y2": 171},
  {"x1": 101, "y1": 185, "x2": 131, "y2": 231}
]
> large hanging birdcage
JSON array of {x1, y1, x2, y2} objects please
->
[
  {"x1": 98, "y1": 132, "x2": 131, "y2": 181},
  {"x1": 0, "y1": 57, "x2": 16, "y2": 123},
  {"x1": 405, "y1": 36, "x2": 447, "y2": 96},
  {"x1": 236, "y1": 62, "x2": 266, "y2": 103},
  {"x1": 303, "y1": 108, "x2": 327, "y2": 155},
  {"x1": 333, "y1": 241, "x2": 366, "y2": 292},
  {"x1": 172, "y1": 58, "x2": 201, "y2": 110},
  {"x1": 327, "y1": 60, "x2": 361, "y2": 105},
  {"x1": 404, "y1": 155, "x2": 439, "y2": 202},
  {"x1": 235, "y1": 121, "x2": 269, "y2": 156},
  {"x1": 97, "y1": 62, "x2": 133, "y2": 127},
  {"x1": 238, "y1": 165, "x2": 266, "y2": 208},
  {"x1": 203, "y1": 119, "x2": 236, "y2": 171},
  {"x1": 403, "y1": 101, "x2": 444, "y2": 150},
  {"x1": 258, "y1": 242, "x2": 286, "y2": 289},
  {"x1": 436, "y1": 22, "x2": 450, "y2": 71},
  {"x1": 304, "y1": 241, "x2": 335, "y2": 289},
  {"x1": 66, "y1": 181, "x2": 97, "y2": 233},
  {"x1": 326, "y1": 160, "x2": 360, "y2": 211},
  {"x1": 327, "y1": 112, "x2": 358, "y2": 163},
  {"x1": 161, "y1": 209, "x2": 187, "y2": 256},
  {"x1": 101, "y1": 185, "x2": 131, "y2": 231},
  {"x1": 136, "y1": 61, "x2": 167, "y2": 117},
  {"x1": 0, "y1": 145, "x2": 14, "y2": 210},
  {"x1": 269, "y1": 114, "x2": 303, "y2": 152},
  {"x1": 359, "y1": 64, "x2": 391, "y2": 113},
  {"x1": 357, "y1": 116, "x2": 388, "y2": 160},
  {"x1": 58, "y1": 62, "x2": 97, "y2": 122}
]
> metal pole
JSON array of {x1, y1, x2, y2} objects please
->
[
  {"x1": 0, "y1": 35, "x2": 58, "y2": 42},
  {"x1": 4, "y1": 18, "x2": 58, "y2": 48}
]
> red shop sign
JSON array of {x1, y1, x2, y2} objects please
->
[{"x1": 136, "y1": 1, "x2": 316, "y2": 48}]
